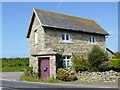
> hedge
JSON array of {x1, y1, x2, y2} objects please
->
[
  {"x1": 1, "y1": 58, "x2": 29, "y2": 67},
  {"x1": 109, "y1": 58, "x2": 120, "y2": 71}
]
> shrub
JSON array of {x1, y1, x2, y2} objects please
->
[
  {"x1": 99, "y1": 61, "x2": 110, "y2": 71},
  {"x1": 109, "y1": 58, "x2": 120, "y2": 72},
  {"x1": 88, "y1": 46, "x2": 108, "y2": 71},
  {"x1": 24, "y1": 67, "x2": 33, "y2": 77},
  {"x1": 56, "y1": 68, "x2": 77, "y2": 81},
  {"x1": 72, "y1": 55, "x2": 88, "y2": 72},
  {"x1": 66, "y1": 72, "x2": 78, "y2": 81}
]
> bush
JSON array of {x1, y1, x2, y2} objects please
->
[
  {"x1": 109, "y1": 58, "x2": 120, "y2": 72},
  {"x1": 56, "y1": 68, "x2": 77, "y2": 81},
  {"x1": 24, "y1": 67, "x2": 33, "y2": 77},
  {"x1": 72, "y1": 55, "x2": 88, "y2": 72},
  {"x1": 66, "y1": 72, "x2": 78, "y2": 81},
  {"x1": 99, "y1": 61, "x2": 110, "y2": 71},
  {"x1": 24, "y1": 66, "x2": 39, "y2": 79},
  {"x1": 88, "y1": 46, "x2": 108, "y2": 71}
]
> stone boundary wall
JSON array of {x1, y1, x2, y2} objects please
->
[{"x1": 77, "y1": 70, "x2": 119, "y2": 82}]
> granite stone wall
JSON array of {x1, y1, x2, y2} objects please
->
[
  {"x1": 29, "y1": 15, "x2": 45, "y2": 73},
  {"x1": 77, "y1": 70, "x2": 119, "y2": 82},
  {"x1": 44, "y1": 27, "x2": 106, "y2": 56}
]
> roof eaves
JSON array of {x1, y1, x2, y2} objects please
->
[
  {"x1": 26, "y1": 11, "x2": 35, "y2": 38},
  {"x1": 106, "y1": 48, "x2": 114, "y2": 54}
]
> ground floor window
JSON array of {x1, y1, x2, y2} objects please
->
[{"x1": 63, "y1": 55, "x2": 71, "y2": 69}]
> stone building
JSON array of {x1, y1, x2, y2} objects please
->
[{"x1": 27, "y1": 8, "x2": 109, "y2": 79}]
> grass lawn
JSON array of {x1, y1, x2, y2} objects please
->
[
  {"x1": 20, "y1": 74, "x2": 61, "y2": 83},
  {"x1": 0, "y1": 66, "x2": 27, "y2": 72}
]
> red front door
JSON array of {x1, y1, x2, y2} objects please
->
[{"x1": 40, "y1": 58, "x2": 50, "y2": 79}]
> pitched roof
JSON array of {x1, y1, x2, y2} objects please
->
[{"x1": 27, "y1": 8, "x2": 109, "y2": 38}]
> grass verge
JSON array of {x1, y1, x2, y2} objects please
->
[{"x1": 20, "y1": 74, "x2": 61, "y2": 83}]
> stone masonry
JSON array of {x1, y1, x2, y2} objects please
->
[
  {"x1": 44, "y1": 27, "x2": 106, "y2": 56},
  {"x1": 29, "y1": 15, "x2": 56, "y2": 78},
  {"x1": 77, "y1": 70, "x2": 119, "y2": 82}
]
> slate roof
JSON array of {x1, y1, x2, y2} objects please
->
[{"x1": 27, "y1": 8, "x2": 109, "y2": 38}]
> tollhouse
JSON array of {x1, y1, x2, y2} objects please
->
[{"x1": 27, "y1": 8, "x2": 109, "y2": 79}]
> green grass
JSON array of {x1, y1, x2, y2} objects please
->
[
  {"x1": 20, "y1": 74, "x2": 61, "y2": 83},
  {"x1": 1, "y1": 66, "x2": 27, "y2": 72}
]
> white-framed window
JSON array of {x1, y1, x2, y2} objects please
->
[
  {"x1": 89, "y1": 36, "x2": 96, "y2": 44},
  {"x1": 63, "y1": 55, "x2": 71, "y2": 69},
  {"x1": 34, "y1": 30, "x2": 38, "y2": 44},
  {"x1": 62, "y1": 33, "x2": 71, "y2": 42}
]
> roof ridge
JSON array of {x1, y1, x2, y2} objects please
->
[{"x1": 34, "y1": 8, "x2": 96, "y2": 24}]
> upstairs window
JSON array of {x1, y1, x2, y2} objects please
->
[
  {"x1": 34, "y1": 30, "x2": 38, "y2": 44},
  {"x1": 62, "y1": 33, "x2": 71, "y2": 42},
  {"x1": 89, "y1": 36, "x2": 96, "y2": 44}
]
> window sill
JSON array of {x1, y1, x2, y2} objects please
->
[
  {"x1": 59, "y1": 41, "x2": 74, "y2": 44},
  {"x1": 88, "y1": 42, "x2": 97, "y2": 45}
]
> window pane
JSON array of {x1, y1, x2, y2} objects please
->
[
  {"x1": 90, "y1": 37, "x2": 92, "y2": 42},
  {"x1": 67, "y1": 56, "x2": 70, "y2": 59},
  {"x1": 63, "y1": 60, "x2": 66, "y2": 68},
  {"x1": 67, "y1": 64, "x2": 70, "y2": 68},
  {"x1": 66, "y1": 34, "x2": 69, "y2": 40},
  {"x1": 94, "y1": 37, "x2": 96, "y2": 43},
  {"x1": 93, "y1": 37, "x2": 95, "y2": 43},
  {"x1": 67, "y1": 60, "x2": 70, "y2": 64},
  {"x1": 63, "y1": 56, "x2": 66, "y2": 59},
  {"x1": 67, "y1": 60, "x2": 70, "y2": 62},
  {"x1": 62, "y1": 34, "x2": 65, "y2": 40}
]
